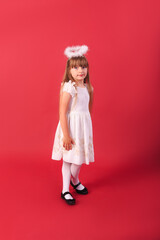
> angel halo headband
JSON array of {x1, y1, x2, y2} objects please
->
[{"x1": 64, "y1": 45, "x2": 89, "y2": 59}]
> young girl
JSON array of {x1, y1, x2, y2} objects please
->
[{"x1": 51, "y1": 45, "x2": 94, "y2": 205}]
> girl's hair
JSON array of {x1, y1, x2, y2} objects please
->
[{"x1": 60, "y1": 56, "x2": 93, "y2": 109}]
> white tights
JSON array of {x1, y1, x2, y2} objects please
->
[{"x1": 62, "y1": 161, "x2": 85, "y2": 199}]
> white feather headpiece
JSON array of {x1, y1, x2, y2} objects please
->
[{"x1": 64, "y1": 45, "x2": 89, "y2": 59}]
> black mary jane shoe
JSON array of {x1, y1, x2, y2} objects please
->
[
  {"x1": 61, "y1": 191, "x2": 76, "y2": 205},
  {"x1": 70, "y1": 181, "x2": 88, "y2": 195}
]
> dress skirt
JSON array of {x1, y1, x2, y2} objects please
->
[{"x1": 51, "y1": 110, "x2": 94, "y2": 165}]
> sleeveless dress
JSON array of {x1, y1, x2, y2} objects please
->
[{"x1": 51, "y1": 80, "x2": 94, "y2": 165}]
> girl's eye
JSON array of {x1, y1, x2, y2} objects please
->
[{"x1": 73, "y1": 66, "x2": 86, "y2": 69}]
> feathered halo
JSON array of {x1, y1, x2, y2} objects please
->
[{"x1": 64, "y1": 45, "x2": 89, "y2": 59}]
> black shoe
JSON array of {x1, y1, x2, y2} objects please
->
[
  {"x1": 61, "y1": 191, "x2": 76, "y2": 205},
  {"x1": 70, "y1": 181, "x2": 88, "y2": 195}
]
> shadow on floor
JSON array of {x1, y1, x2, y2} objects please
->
[{"x1": 86, "y1": 152, "x2": 160, "y2": 189}]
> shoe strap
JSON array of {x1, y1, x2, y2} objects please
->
[
  {"x1": 73, "y1": 182, "x2": 81, "y2": 189},
  {"x1": 63, "y1": 191, "x2": 73, "y2": 197}
]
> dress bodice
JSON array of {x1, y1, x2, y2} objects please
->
[{"x1": 62, "y1": 80, "x2": 90, "y2": 113}]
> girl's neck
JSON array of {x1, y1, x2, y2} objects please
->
[{"x1": 74, "y1": 80, "x2": 85, "y2": 87}]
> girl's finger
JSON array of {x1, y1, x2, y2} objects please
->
[
  {"x1": 65, "y1": 144, "x2": 69, "y2": 151},
  {"x1": 63, "y1": 143, "x2": 66, "y2": 148},
  {"x1": 68, "y1": 144, "x2": 71, "y2": 150},
  {"x1": 71, "y1": 139, "x2": 75, "y2": 145},
  {"x1": 67, "y1": 146, "x2": 70, "y2": 151}
]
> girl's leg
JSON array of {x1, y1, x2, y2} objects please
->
[
  {"x1": 62, "y1": 161, "x2": 73, "y2": 199},
  {"x1": 70, "y1": 163, "x2": 85, "y2": 190}
]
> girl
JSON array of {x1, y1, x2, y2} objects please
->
[{"x1": 51, "y1": 45, "x2": 94, "y2": 205}]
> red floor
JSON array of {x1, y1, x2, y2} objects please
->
[{"x1": 0, "y1": 158, "x2": 160, "y2": 240}]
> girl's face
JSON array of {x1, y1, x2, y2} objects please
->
[{"x1": 70, "y1": 66, "x2": 87, "y2": 83}]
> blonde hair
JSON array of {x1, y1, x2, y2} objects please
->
[{"x1": 60, "y1": 56, "x2": 93, "y2": 110}]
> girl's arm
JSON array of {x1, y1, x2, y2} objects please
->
[{"x1": 59, "y1": 91, "x2": 75, "y2": 151}]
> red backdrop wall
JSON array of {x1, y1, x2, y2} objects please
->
[
  {"x1": 0, "y1": 1, "x2": 160, "y2": 240},
  {"x1": 1, "y1": 0, "x2": 160, "y2": 168}
]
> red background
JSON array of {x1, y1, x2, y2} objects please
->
[{"x1": 0, "y1": 0, "x2": 160, "y2": 239}]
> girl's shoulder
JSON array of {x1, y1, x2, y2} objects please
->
[
  {"x1": 61, "y1": 80, "x2": 77, "y2": 97},
  {"x1": 61, "y1": 80, "x2": 76, "y2": 87}
]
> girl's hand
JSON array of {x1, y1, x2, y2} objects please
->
[{"x1": 63, "y1": 136, "x2": 75, "y2": 151}]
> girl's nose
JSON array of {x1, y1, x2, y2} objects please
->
[{"x1": 78, "y1": 67, "x2": 83, "y2": 71}]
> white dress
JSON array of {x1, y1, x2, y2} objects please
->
[{"x1": 51, "y1": 80, "x2": 94, "y2": 165}]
